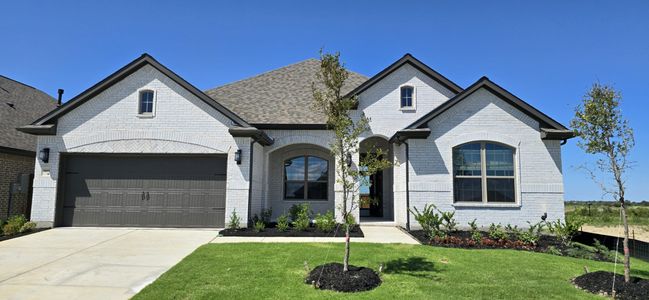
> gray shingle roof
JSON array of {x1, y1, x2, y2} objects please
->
[
  {"x1": 205, "y1": 59, "x2": 368, "y2": 125},
  {"x1": 0, "y1": 75, "x2": 57, "y2": 153}
]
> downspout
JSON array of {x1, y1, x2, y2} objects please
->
[
  {"x1": 247, "y1": 140, "x2": 255, "y2": 225},
  {"x1": 404, "y1": 141, "x2": 411, "y2": 231}
]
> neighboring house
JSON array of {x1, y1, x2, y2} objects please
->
[
  {"x1": 0, "y1": 75, "x2": 57, "y2": 219},
  {"x1": 19, "y1": 54, "x2": 574, "y2": 229}
]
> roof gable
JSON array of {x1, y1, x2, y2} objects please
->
[
  {"x1": 28, "y1": 54, "x2": 250, "y2": 128},
  {"x1": 405, "y1": 76, "x2": 570, "y2": 131},
  {"x1": 344, "y1": 53, "x2": 463, "y2": 99}
]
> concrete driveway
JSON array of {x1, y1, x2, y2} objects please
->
[{"x1": 0, "y1": 228, "x2": 218, "y2": 300}]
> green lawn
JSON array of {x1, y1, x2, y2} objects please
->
[{"x1": 134, "y1": 243, "x2": 649, "y2": 300}]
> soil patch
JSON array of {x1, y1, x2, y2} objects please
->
[
  {"x1": 304, "y1": 263, "x2": 381, "y2": 292},
  {"x1": 220, "y1": 225, "x2": 363, "y2": 237},
  {"x1": 0, "y1": 228, "x2": 49, "y2": 242},
  {"x1": 573, "y1": 271, "x2": 649, "y2": 300}
]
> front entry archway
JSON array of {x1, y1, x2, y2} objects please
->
[{"x1": 359, "y1": 136, "x2": 393, "y2": 221}]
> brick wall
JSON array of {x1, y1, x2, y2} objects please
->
[{"x1": 0, "y1": 153, "x2": 34, "y2": 219}]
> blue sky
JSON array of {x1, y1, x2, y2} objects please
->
[{"x1": 2, "y1": 1, "x2": 647, "y2": 201}]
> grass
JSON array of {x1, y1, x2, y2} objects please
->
[
  {"x1": 566, "y1": 201, "x2": 649, "y2": 227},
  {"x1": 134, "y1": 243, "x2": 649, "y2": 300}
]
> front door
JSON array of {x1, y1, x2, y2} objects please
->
[{"x1": 360, "y1": 165, "x2": 383, "y2": 218}]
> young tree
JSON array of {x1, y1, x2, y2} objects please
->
[
  {"x1": 312, "y1": 50, "x2": 390, "y2": 272},
  {"x1": 571, "y1": 83, "x2": 634, "y2": 282}
]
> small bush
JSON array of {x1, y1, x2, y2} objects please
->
[
  {"x1": 468, "y1": 219, "x2": 482, "y2": 243},
  {"x1": 253, "y1": 220, "x2": 265, "y2": 232},
  {"x1": 344, "y1": 213, "x2": 357, "y2": 231},
  {"x1": 260, "y1": 208, "x2": 273, "y2": 225},
  {"x1": 440, "y1": 210, "x2": 457, "y2": 235},
  {"x1": 409, "y1": 204, "x2": 443, "y2": 239},
  {"x1": 520, "y1": 221, "x2": 545, "y2": 245},
  {"x1": 289, "y1": 204, "x2": 310, "y2": 222},
  {"x1": 488, "y1": 223, "x2": 508, "y2": 241},
  {"x1": 3, "y1": 215, "x2": 27, "y2": 236},
  {"x1": 315, "y1": 210, "x2": 336, "y2": 233},
  {"x1": 505, "y1": 224, "x2": 522, "y2": 241},
  {"x1": 276, "y1": 213, "x2": 290, "y2": 232},
  {"x1": 227, "y1": 209, "x2": 241, "y2": 230},
  {"x1": 292, "y1": 204, "x2": 311, "y2": 231},
  {"x1": 548, "y1": 218, "x2": 583, "y2": 247},
  {"x1": 19, "y1": 222, "x2": 37, "y2": 234}
]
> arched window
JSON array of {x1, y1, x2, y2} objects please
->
[
  {"x1": 138, "y1": 90, "x2": 155, "y2": 115},
  {"x1": 453, "y1": 142, "x2": 516, "y2": 203},
  {"x1": 400, "y1": 85, "x2": 414, "y2": 108},
  {"x1": 284, "y1": 155, "x2": 329, "y2": 200}
]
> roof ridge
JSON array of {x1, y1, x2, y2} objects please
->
[{"x1": 205, "y1": 58, "x2": 320, "y2": 92}]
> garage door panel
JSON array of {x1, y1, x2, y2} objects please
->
[{"x1": 60, "y1": 155, "x2": 227, "y2": 228}]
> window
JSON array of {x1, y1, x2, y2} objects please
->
[
  {"x1": 139, "y1": 90, "x2": 154, "y2": 114},
  {"x1": 284, "y1": 155, "x2": 328, "y2": 200},
  {"x1": 400, "y1": 85, "x2": 414, "y2": 108},
  {"x1": 453, "y1": 142, "x2": 516, "y2": 203}
]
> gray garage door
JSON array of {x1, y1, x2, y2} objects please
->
[{"x1": 59, "y1": 155, "x2": 227, "y2": 228}]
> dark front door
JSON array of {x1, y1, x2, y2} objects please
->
[
  {"x1": 368, "y1": 170, "x2": 383, "y2": 217},
  {"x1": 59, "y1": 154, "x2": 227, "y2": 228}
]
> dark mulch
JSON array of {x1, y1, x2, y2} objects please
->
[
  {"x1": 573, "y1": 271, "x2": 649, "y2": 300},
  {"x1": 0, "y1": 228, "x2": 49, "y2": 242},
  {"x1": 409, "y1": 230, "x2": 615, "y2": 262},
  {"x1": 304, "y1": 263, "x2": 381, "y2": 293},
  {"x1": 220, "y1": 224, "x2": 363, "y2": 237}
]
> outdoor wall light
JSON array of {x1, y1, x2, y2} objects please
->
[
  {"x1": 346, "y1": 152, "x2": 352, "y2": 167},
  {"x1": 541, "y1": 212, "x2": 547, "y2": 221},
  {"x1": 234, "y1": 149, "x2": 242, "y2": 165},
  {"x1": 38, "y1": 148, "x2": 50, "y2": 163}
]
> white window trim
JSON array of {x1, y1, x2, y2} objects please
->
[
  {"x1": 137, "y1": 89, "x2": 156, "y2": 118},
  {"x1": 451, "y1": 141, "x2": 520, "y2": 206},
  {"x1": 399, "y1": 84, "x2": 416, "y2": 111}
]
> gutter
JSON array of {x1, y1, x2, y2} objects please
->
[
  {"x1": 247, "y1": 140, "x2": 255, "y2": 225},
  {"x1": 404, "y1": 141, "x2": 411, "y2": 231},
  {"x1": 228, "y1": 127, "x2": 274, "y2": 146}
]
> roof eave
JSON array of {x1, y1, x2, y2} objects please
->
[
  {"x1": 541, "y1": 128, "x2": 577, "y2": 140},
  {"x1": 16, "y1": 124, "x2": 57, "y2": 135},
  {"x1": 389, "y1": 128, "x2": 431, "y2": 144},
  {"x1": 228, "y1": 127, "x2": 274, "y2": 146}
]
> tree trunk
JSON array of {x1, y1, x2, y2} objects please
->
[
  {"x1": 343, "y1": 224, "x2": 350, "y2": 272},
  {"x1": 620, "y1": 197, "x2": 631, "y2": 282}
]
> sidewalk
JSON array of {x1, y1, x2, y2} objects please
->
[{"x1": 211, "y1": 226, "x2": 420, "y2": 244}]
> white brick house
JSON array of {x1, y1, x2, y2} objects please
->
[{"x1": 19, "y1": 53, "x2": 574, "y2": 229}]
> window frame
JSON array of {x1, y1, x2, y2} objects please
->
[
  {"x1": 137, "y1": 89, "x2": 156, "y2": 117},
  {"x1": 283, "y1": 155, "x2": 329, "y2": 201},
  {"x1": 452, "y1": 141, "x2": 518, "y2": 205},
  {"x1": 399, "y1": 85, "x2": 416, "y2": 110}
]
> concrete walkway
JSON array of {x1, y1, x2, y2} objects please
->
[
  {"x1": 0, "y1": 228, "x2": 218, "y2": 300},
  {"x1": 211, "y1": 225, "x2": 420, "y2": 244}
]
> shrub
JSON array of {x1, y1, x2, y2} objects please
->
[
  {"x1": 505, "y1": 224, "x2": 522, "y2": 241},
  {"x1": 292, "y1": 204, "x2": 311, "y2": 231},
  {"x1": 548, "y1": 218, "x2": 583, "y2": 247},
  {"x1": 488, "y1": 223, "x2": 508, "y2": 241},
  {"x1": 3, "y1": 215, "x2": 27, "y2": 236},
  {"x1": 344, "y1": 213, "x2": 357, "y2": 231},
  {"x1": 468, "y1": 219, "x2": 482, "y2": 243},
  {"x1": 260, "y1": 208, "x2": 273, "y2": 225},
  {"x1": 409, "y1": 204, "x2": 443, "y2": 239},
  {"x1": 440, "y1": 210, "x2": 457, "y2": 235},
  {"x1": 289, "y1": 204, "x2": 310, "y2": 222},
  {"x1": 276, "y1": 213, "x2": 290, "y2": 232},
  {"x1": 227, "y1": 209, "x2": 241, "y2": 230},
  {"x1": 19, "y1": 222, "x2": 36, "y2": 234},
  {"x1": 315, "y1": 210, "x2": 336, "y2": 233},
  {"x1": 253, "y1": 220, "x2": 265, "y2": 232},
  {"x1": 520, "y1": 221, "x2": 545, "y2": 245}
]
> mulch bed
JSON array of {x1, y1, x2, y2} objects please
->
[
  {"x1": 573, "y1": 271, "x2": 649, "y2": 300},
  {"x1": 0, "y1": 228, "x2": 49, "y2": 242},
  {"x1": 409, "y1": 230, "x2": 614, "y2": 262},
  {"x1": 305, "y1": 263, "x2": 381, "y2": 292},
  {"x1": 220, "y1": 224, "x2": 364, "y2": 237}
]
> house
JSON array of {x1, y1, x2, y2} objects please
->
[
  {"x1": 0, "y1": 75, "x2": 58, "y2": 219},
  {"x1": 18, "y1": 54, "x2": 574, "y2": 229}
]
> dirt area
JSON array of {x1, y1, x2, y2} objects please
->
[{"x1": 581, "y1": 225, "x2": 649, "y2": 243}]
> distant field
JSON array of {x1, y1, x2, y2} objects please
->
[{"x1": 565, "y1": 201, "x2": 649, "y2": 227}]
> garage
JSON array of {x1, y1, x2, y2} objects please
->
[{"x1": 58, "y1": 154, "x2": 227, "y2": 228}]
